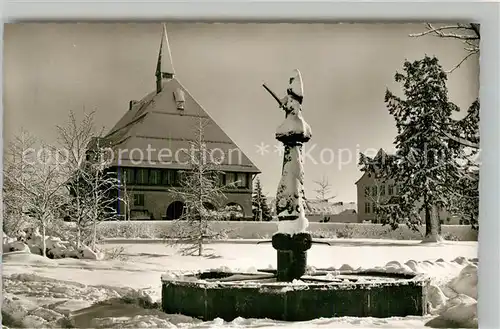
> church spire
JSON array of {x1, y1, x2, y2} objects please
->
[{"x1": 156, "y1": 23, "x2": 175, "y2": 94}]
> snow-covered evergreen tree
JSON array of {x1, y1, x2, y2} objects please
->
[
  {"x1": 252, "y1": 177, "x2": 272, "y2": 221},
  {"x1": 169, "y1": 118, "x2": 233, "y2": 256},
  {"x1": 385, "y1": 56, "x2": 464, "y2": 242},
  {"x1": 448, "y1": 100, "x2": 480, "y2": 229}
]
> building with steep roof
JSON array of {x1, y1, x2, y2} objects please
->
[{"x1": 103, "y1": 25, "x2": 260, "y2": 220}]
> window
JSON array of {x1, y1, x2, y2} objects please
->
[
  {"x1": 218, "y1": 173, "x2": 226, "y2": 187},
  {"x1": 236, "y1": 173, "x2": 248, "y2": 188},
  {"x1": 149, "y1": 169, "x2": 161, "y2": 185},
  {"x1": 137, "y1": 168, "x2": 148, "y2": 185},
  {"x1": 173, "y1": 88, "x2": 186, "y2": 110},
  {"x1": 162, "y1": 170, "x2": 175, "y2": 186},
  {"x1": 365, "y1": 202, "x2": 371, "y2": 214},
  {"x1": 133, "y1": 194, "x2": 145, "y2": 207},
  {"x1": 364, "y1": 186, "x2": 370, "y2": 197},
  {"x1": 226, "y1": 172, "x2": 237, "y2": 187},
  {"x1": 122, "y1": 168, "x2": 135, "y2": 185},
  {"x1": 388, "y1": 184, "x2": 394, "y2": 196},
  {"x1": 174, "y1": 171, "x2": 185, "y2": 186},
  {"x1": 380, "y1": 185, "x2": 385, "y2": 196},
  {"x1": 372, "y1": 186, "x2": 378, "y2": 197}
]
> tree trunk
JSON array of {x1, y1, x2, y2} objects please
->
[
  {"x1": 197, "y1": 212, "x2": 203, "y2": 256},
  {"x1": 424, "y1": 194, "x2": 431, "y2": 236},
  {"x1": 198, "y1": 236, "x2": 203, "y2": 256},
  {"x1": 437, "y1": 206, "x2": 442, "y2": 235},
  {"x1": 42, "y1": 223, "x2": 47, "y2": 258},
  {"x1": 76, "y1": 194, "x2": 81, "y2": 248},
  {"x1": 423, "y1": 198, "x2": 442, "y2": 242},
  {"x1": 76, "y1": 226, "x2": 81, "y2": 248},
  {"x1": 92, "y1": 218, "x2": 97, "y2": 251}
]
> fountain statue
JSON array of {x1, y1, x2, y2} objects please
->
[{"x1": 263, "y1": 69, "x2": 313, "y2": 281}]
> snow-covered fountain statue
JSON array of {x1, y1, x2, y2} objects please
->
[
  {"x1": 160, "y1": 70, "x2": 430, "y2": 322},
  {"x1": 264, "y1": 69, "x2": 313, "y2": 281}
]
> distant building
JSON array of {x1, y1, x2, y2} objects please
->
[
  {"x1": 355, "y1": 148, "x2": 460, "y2": 224},
  {"x1": 266, "y1": 197, "x2": 358, "y2": 223},
  {"x1": 99, "y1": 26, "x2": 260, "y2": 220}
]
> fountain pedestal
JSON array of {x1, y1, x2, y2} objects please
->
[{"x1": 272, "y1": 232, "x2": 312, "y2": 281}]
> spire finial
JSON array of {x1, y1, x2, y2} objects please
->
[{"x1": 156, "y1": 23, "x2": 175, "y2": 93}]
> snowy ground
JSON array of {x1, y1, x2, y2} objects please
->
[{"x1": 2, "y1": 239, "x2": 478, "y2": 328}]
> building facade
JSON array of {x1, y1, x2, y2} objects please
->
[
  {"x1": 102, "y1": 26, "x2": 260, "y2": 220},
  {"x1": 355, "y1": 149, "x2": 459, "y2": 224}
]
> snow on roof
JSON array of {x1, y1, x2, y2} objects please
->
[{"x1": 104, "y1": 78, "x2": 260, "y2": 173}]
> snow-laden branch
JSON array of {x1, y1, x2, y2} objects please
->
[
  {"x1": 441, "y1": 130, "x2": 479, "y2": 149},
  {"x1": 409, "y1": 23, "x2": 479, "y2": 41}
]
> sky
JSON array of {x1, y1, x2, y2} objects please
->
[{"x1": 3, "y1": 23, "x2": 479, "y2": 202}]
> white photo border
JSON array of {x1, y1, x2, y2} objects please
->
[{"x1": 1, "y1": 1, "x2": 498, "y2": 327}]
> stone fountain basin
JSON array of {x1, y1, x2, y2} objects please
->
[{"x1": 161, "y1": 269, "x2": 430, "y2": 321}]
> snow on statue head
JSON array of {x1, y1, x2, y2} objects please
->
[
  {"x1": 273, "y1": 69, "x2": 312, "y2": 235},
  {"x1": 276, "y1": 69, "x2": 312, "y2": 145}
]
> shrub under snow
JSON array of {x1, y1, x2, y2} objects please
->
[{"x1": 3, "y1": 229, "x2": 104, "y2": 260}]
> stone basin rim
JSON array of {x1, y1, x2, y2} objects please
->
[{"x1": 161, "y1": 269, "x2": 429, "y2": 288}]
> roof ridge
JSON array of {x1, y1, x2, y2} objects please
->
[{"x1": 134, "y1": 135, "x2": 237, "y2": 144}]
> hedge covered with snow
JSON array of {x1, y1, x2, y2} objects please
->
[{"x1": 93, "y1": 221, "x2": 478, "y2": 241}]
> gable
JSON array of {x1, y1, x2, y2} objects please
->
[
  {"x1": 105, "y1": 78, "x2": 260, "y2": 173},
  {"x1": 355, "y1": 171, "x2": 368, "y2": 185}
]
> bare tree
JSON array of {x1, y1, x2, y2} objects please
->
[
  {"x1": 4, "y1": 132, "x2": 67, "y2": 256},
  {"x1": 410, "y1": 23, "x2": 479, "y2": 73},
  {"x1": 83, "y1": 137, "x2": 122, "y2": 250},
  {"x1": 313, "y1": 175, "x2": 335, "y2": 201},
  {"x1": 55, "y1": 110, "x2": 125, "y2": 250},
  {"x1": 121, "y1": 175, "x2": 133, "y2": 221},
  {"x1": 55, "y1": 110, "x2": 98, "y2": 247},
  {"x1": 3, "y1": 129, "x2": 37, "y2": 236},
  {"x1": 169, "y1": 118, "x2": 233, "y2": 256}
]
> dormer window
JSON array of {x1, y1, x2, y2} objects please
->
[
  {"x1": 129, "y1": 100, "x2": 139, "y2": 111},
  {"x1": 173, "y1": 88, "x2": 185, "y2": 110}
]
